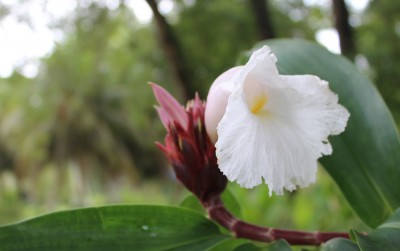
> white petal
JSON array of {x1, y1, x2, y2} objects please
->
[
  {"x1": 280, "y1": 75, "x2": 349, "y2": 138},
  {"x1": 216, "y1": 89, "x2": 320, "y2": 195},
  {"x1": 215, "y1": 46, "x2": 349, "y2": 196},
  {"x1": 205, "y1": 67, "x2": 242, "y2": 143}
]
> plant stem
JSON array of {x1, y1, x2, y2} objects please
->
[{"x1": 202, "y1": 196, "x2": 350, "y2": 246}]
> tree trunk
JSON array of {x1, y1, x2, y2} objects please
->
[
  {"x1": 145, "y1": 0, "x2": 191, "y2": 99},
  {"x1": 332, "y1": 0, "x2": 355, "y2": 58},
  {"x1": 249, "y1": 0, "x2": 275, "y2": 40}
]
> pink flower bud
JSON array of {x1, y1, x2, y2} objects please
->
[{"x1": 150, "y1": 82, "x2": 188, "y2": 130}]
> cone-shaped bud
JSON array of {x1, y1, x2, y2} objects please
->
[{"x1": 151, "y1": 83, "x2": 227, "y2": 202}]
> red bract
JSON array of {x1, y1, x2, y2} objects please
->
[{"x1": 151, "y1": 83, "x2": 227, "y2": 203}]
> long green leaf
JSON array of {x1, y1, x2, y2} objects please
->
[
  {"x1": 352, "y1": 207, "x2": 400, "y2": 251},
  {"x1": 0, "y1": 205, "x2": 228, "y2": 251},
  {"x1": 244, "y1": 39, "x2": 400, "y2": 227}
]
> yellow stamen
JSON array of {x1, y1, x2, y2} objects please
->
[{"x1": 251, "y1": 95, "x2": 268, "y2": 114}]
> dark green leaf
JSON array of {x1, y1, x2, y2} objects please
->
[
  {"x1": 0, "y1": 205, "x2": 228, "y2": 251},
  {"x1": 265, "y1": 240, "x2": 292, "y2": 251},
  {"x1": 320, "y1": 238, "x2": 360, "y2": 251},
  {"x1": 208, "y1": 239, "x2": 249, "y2": 251},
  {"x1": 245, "y1": 39, "x2": 400, "y2": 227},
  {"x1": 180, "y1": 194, "x2": 205, "y2": 214},
  {"x1": 180, "y1": 188, "x2": 242, "y2": 217},
  {"x1": 234, "y1": 243, "x2": 262, "y2": 251},
  {"x1": 233, "y1": 240, "x2": 292, "y2": 251},
  {"x1": 352, "y1": 207, "x2": 400, "y2": 251}
]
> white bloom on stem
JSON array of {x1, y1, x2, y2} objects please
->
[{"x1": 205, "y1": 46, "x2": 349, "y2": 196}]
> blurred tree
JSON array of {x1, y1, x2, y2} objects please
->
[
  {"x1": 146, "y1": 0, "x2": 192, "y2": 99},
  {"x1": 249, "y1": 0, "x2": 275, "y2": 39},
  {"x1": 0, "y1": 73, "x2": 47, "y2": 200},
  {"x1": 0, "y1": 2, "x2": 179, "y2": 202},
  {"x1": 171, "y1": 0, "x2": 257, "y2": 96},
  {"x1": 40, "y1": 3, "x2": 169, "y2": 179},
  {"x1": 332, "y1": 0, "x2": 355, "y2": 58},
  {"x1": 172, "y1": 0, "x2": 317, "y2": 96},
  {"x1": 270, "y1": 0, "x2": 319, "y2": 38}
]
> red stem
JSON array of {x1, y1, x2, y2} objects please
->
[{"x1": 202, "y1": 197, "x2": 350, "y2": 246}]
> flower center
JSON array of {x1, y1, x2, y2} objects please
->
[
  {"x1": 244, "y1": 75, "x2": 268, "y2": 114},
  {"x1": 250, "y1": 95, "x2": 268, "y2": 114}
]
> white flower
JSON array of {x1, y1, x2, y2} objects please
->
[{"x1": 205, "y1": 46, "x2": 349, "y2": 196}]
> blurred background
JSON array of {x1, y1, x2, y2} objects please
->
[{"x1": 0, "y1": 0, "x2": 398, "y2": 232}]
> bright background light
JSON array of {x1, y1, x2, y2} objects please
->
[
  {"x1": 0, "y1": 0, "x2": 369, "y2": 78},
  {"x1": 315, "y1": 28, "x2": 341, "y2": 54}
]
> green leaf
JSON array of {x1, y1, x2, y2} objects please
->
[
  {"x1": 352, "y1": 207, "x2": 400, "y2": 251},
  {"x1": 233, "y1": 240, "x2": 292, "y2": 251},
  {"x1": 321, "y1": 238, "x2": 360, "y2": 251},
  {"x1": 264, "y1": 240, "x2": 292, "y2": 251},
  {"x1": 221, "y1": 188, "x2": 242, "y2": 218},
  {"x1": 180, "y1": 188, "x2": 242, "y2": 217},
  {"x1": 233, "y1": 243, "x2": 262, "y2": 251},
  {"x1": 208, "y1": 239, "x2": 249, "y2": 251},
  {"x1": 180, "y1": 194, "x2": 205, "y2": 214},
  {"x1": 245, "y1": 39, "x2": 400, "y2": 227},
  {"x1": 0, "y1": 205, "x2": 229, "y2": 251}
]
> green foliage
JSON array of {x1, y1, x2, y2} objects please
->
[
  {"x1": 173, "y1": 0, "x2": 258, "y2": 96},
  {"x1": 263, "y1": 240, "x2": 292, "y2": 251},
  {"x1": 232, "y1": 240, "x2": 292, "y2": 251},
  {"x1": 358, "y1": 1, "x2": 400, "y2": 124},
  {"x1": 321, "y1": 238, "x2": 360, "y2": 251},
  {"x1": 0, "y1": 4, "x2": 179, "y2": 202},
  {"x1": 180, "y1": 194, "x2": 205, "y2": 214},
  {"x1": 0, "y1": 205, "x2": 229, "y2": 251},
  {"x1": 39, "y1": 4, "x2": 169, "y2": 176},
  {"x1": 352, "y1": 207, "x2": 400, "y2": 251},
  {"x1": 245, "y1": 39, "x2": 400, "y2": 228},
  {"x1": 270, "y1": 0, "x2": 320, "y2": 38},
  {"x1": 234, "y1": 243, "x2": 270, "y2": 251},
  {"x1": 173, "y1": 0, "x2": 316, "y2": 97},
  {"x1": 208, "y1": 239, "x2": 249, "y2": 251},
  {"x1": 180, "y1": 188, "x2": 242, "y2": 217}
]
